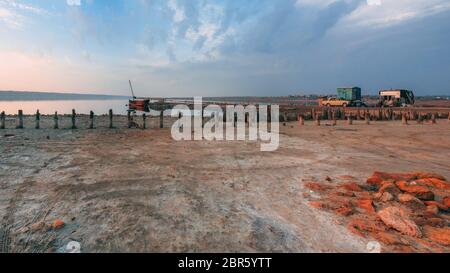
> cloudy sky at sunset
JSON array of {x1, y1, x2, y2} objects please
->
[{"x1": 1, "y1": 0, "x2": 449, "y2": 96}]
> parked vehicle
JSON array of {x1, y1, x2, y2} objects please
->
[
  {"x1": 319, "y1": 97, "x2": 351, "y2": 107},
  {"x1": 378, "y1": 89, "x2": 415, "y2": 107},
  {"x1": 319, "y1": 87, "x2": 366, "y2": 107}
]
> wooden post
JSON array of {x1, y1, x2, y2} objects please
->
[
  {"x1": 89, "y1": 111, "x2": 94, "y2": 129},
  {"x1": 283, "y1": 112, "x2": 288, "y2": 126},
  {"x1": 160, "y1": 111, "x2": 164, "y2": 129},
  {"x1": 417, "y1": 113, "x2": 423, "y2": 124},
  {"x1": 257, "y1": 107, "x2": 260, "y2": 123},
  {"x1": 268, "y1": 105, "x2": 272, "y2": 123},
  {"x1": 402, "y1": 113, "x2": 408, "y2": 125},
  {"x1": 109, "y1": 109, "x2": 114, "y2": 128},
  {"x1": 356, "y1": 109, "x2": 361, "y2": 121},
  {"x1": 54, "y1": 112, "x2": 59, "y2": 129},
  {"x1": 431, "y1": 114, "x2": 436, "y2": 124},
  {"x1": 347, "y1": 115, "x2": 353, "y2": 125},
  {"x1": 35, "y1": 110, "x2": 40, "y2": 129},
  {"x1": 298, "y1": 114, "x2": 304, "y2": 127},
  {"x1": 365, "y1": 111, "x2": 370, "y2": 125},
  {"x1": 142, "y1": 113, "x2": 147, "y2": 129},
  {"x1": 332, "y1": 111, "x2": 337, "y2": 126},
  {"x1": 201, "y1": 105, "x2": 205, "y2": 128},
  {"x1": 71, "y1": 109, "x2": 77, "y2": 129},
  {"x1": 127, "y1": 111, "x2": 132, "y2": 128},
  {"x1": 1, "y1": 111, "x2": 5, "y2": 129},
  {"x1": 17, "y1": 110, "x2": 24, "y2": 129},
  {"x1": 315, "y1": 114, "x2": 321, "y2": 126}
]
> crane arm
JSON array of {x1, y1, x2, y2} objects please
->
[{"x1": 129, "y1": 80, "x2": 136, "y2": 99}]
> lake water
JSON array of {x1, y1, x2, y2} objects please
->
[{"x1": 0, "y1": 100, "x2": 130, "y2": 115}]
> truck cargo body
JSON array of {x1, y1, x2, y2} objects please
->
[
  {"x1": 337, "y1": 87, "x2": 362, "y2": 101},
  {"x1": 379, "y1": 89, "x2": 415, "y2": 107}
]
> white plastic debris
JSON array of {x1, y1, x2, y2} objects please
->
[
  {"x1": 66, "y1": 241, "x2": 81, "y2": 253},
  {"x1": 366, "y1": 241, "x2": 381, "y2": 254}
]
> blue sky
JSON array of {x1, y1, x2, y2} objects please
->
[{"x1": 1, "y1": 0, "x2": 449, "y2": 96}]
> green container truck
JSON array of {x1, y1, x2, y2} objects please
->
[
  {"x1": 337, "y1": 87, "x2": 362, "y2": 101},
  {"x1": 320, "y1": 87, "x2": 366, "y2": 107}
]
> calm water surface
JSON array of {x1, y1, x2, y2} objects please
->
[{"x1": 0, "y1": 100, "x2": 129, "y2": 115}]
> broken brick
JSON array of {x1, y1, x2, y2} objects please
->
[
  {"x1": 396, "y1": 181, "x2": 435, "y2": 201},
  {"x1": 423, "y1": 226, "x2": 450, "y2": 246},
  {"x1": 377, "y1": 207, "x2": 422, "y2": 237},
  {"x1": 354, "y1": 199, "x2": 375, "y2": 213},
  {"x1": 341, "y1": 182, "x2": 363, "y2": 192}
]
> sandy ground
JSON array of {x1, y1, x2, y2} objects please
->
[{"x1": 0, "y1": 115, "x2": 449, "y2": 253}]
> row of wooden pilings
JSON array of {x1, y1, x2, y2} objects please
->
[
  {"x1": 286, "y1": 107, "x2": 450, "y2": 126},
  {"x1": 0, "y1": 109, "x2": 165, "y2": 130},
  {"x1": 1, "y1": 108, "x2": 449, "y2": 130}
]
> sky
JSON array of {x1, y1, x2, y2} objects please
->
[{"x1": 0, "y1": 0, "x2": 449, "y2": 97}]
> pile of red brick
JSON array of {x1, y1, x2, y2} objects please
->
[{"x1": 305, "y1": 172, "x2": 450, "y2": 252}]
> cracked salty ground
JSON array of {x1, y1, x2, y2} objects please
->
[{"x1": 0, "y1": 116, "x2": 449, "y2": 253}]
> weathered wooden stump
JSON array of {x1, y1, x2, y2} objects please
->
[
  {"x1": 89, "y1": 111, "x2": 94, "y2": 129},
  {"x1": 298, "y1": 114, "x2": 304, "y2": 127},
  {"x1": 256, "y1": 108, "x2": 260, "y2": 123},
  {"x1": 142, "y1": 113, "x2": 147, "y2": 129},
  {"x1": 402, "y1": 113, "x2": 408, "y2": 125},
  {"x1": 54, "y1": 112, "x2": 59, "y2": 129},
  {"x1": 202, "y1": 106, "x2": 205, "y2": 128},
  {"x1": 431, "y1": 114, "x2": 436, "y2": 124},
  {"x1": 283, "y1": 112, "x2": 288, "y2": 126},
  {"x1": 71, "y1": 109, "x2": 77, "y2": 129},
  {"x1": 315, "y1": 114, "x2": 321, "y2": 126},
  {"x1": 347, "y1": 115, "x2": 353, "y2": 125},
  {"x1": 267, "y1": 105, "x2": 272, "y2": 123},
  {"x1": 109, "y1": 109, "x2": 114, "y2": 128},
  {"x1": 332, "y1": 113, "x2": 337, "y2": 126},
  {"x1": 35, "y1": 110, "x2": 40, "y2": 129},
  {"x1": 127, "y1": 111, "x2": 132, "y2": 128},
  {"x1": 417, "y1": 113, "x2": 423, "y2": 124},
  {"x1": 16, "y1": 110, "x2": 24, "y2": 129},
  {"x1": 365, "y1": 111, "x2": 371, "y2": 125},
  {"x1": 0, "y1": 111, "x2": 5, "y2": 129}
]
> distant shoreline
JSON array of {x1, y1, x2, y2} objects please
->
[{"x1": 0, "y1": 91, "x2": 129, "y2": 101}]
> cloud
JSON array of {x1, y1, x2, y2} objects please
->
[
  {"x1": 0, "y1": 6, "x2": 22, "y2": 29},
  {"x1": 341, "y1": 0, "x2": 450, "y2": 29},
  {"x1": 167, "y1": 0, "x2": 185, "y2": 23},
  {"x1": 0, "y1": 0, "x2": 50, "y2": 29},
  {"x1": 67, "y1": 0, "x2": 81, "y2": 6},
  {"x1": 1, "y1": 0, "x2": 450, "y2": 96}
]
